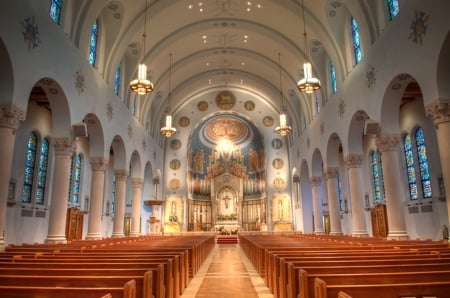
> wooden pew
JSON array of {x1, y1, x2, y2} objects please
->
[
  {"x1": 0, "y1": 278, "x2": 136, "y2": 298},
  {"x1": 314, "y1": 277, "x2": 450, "y2": 298}
]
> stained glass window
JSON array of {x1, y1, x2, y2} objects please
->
[
  {"x1": 403, "y1": 134, "x2": 418, "y2": 200},
  {"x1": 337, "y1": 171, "x2": 343, "y2": 212},
  {"x1": 88, "y1": 19, "x2": 99, "y2": 66},
  {"x1": 131, "y1": 97, "x2": 137, "y2": 116},
  {"x1": 329, "y1": 58, "x2": 337, "y2": 95},
  {"x1": 387, "y1": 0, "x2": 400, "y2": 21},
  {"x1": 415, "y1": 128, "x2": 432, "y2": 198},
  {"x1": 21, "y1": 133, "x2": 38, "y2": 203},
  {"x1": 68, "y1": 154, "x2": 74, "y2": 201},
  {"x1": 50, "y1": 0, "x2": 63, "y2": 25},
  {"x1": 114, "y1": 62, "x2": 122, "y2": 96},
  {"x1": 111, "y1": 175, "x2": 116, "y2": 213},
  {"x1": 350, "y1": 17, "x2": 362, "y2": 65},
  {"x1": 370, "y1": 150, "x2": 385, "y2": 202},
  {"x1": 35, "y1": 138, "x2": 49, "y2": 205},
  {"x1": 314, "y1": 93, "x2": 320, "y2": 114},
  {"x1": 72, "y1": 154, "x2": 82, "y2": 204}
]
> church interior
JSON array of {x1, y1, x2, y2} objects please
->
[{"x1": 1, "y1": 0, "x2": 450, "y2": 297}]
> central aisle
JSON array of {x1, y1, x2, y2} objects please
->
[{"x1": 181, "y1": 242, "x2": 274, "y2": 298}]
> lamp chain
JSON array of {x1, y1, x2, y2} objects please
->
[{"x1": 278, "y1": 52, "x2": 283, "y2": 111}]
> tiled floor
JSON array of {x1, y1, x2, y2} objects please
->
[{"x1": 181, "y1": 243, "x2": 274, "y2": 298}]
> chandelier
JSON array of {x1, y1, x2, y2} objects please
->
[
  {"x1": 274, "y1": 52, "x2": 292, "y2": 136},
  {"x1": 297, "y1": 0, "x2": 321, "y2": 93},
  {"x1": 160, "y1": 53, "x2": 177, "y2": 137},
  {"x1": 129, "y1": 0, "x2": 154, "y2": 95}
]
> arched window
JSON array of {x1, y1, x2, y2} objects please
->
[
  {"x1": 415, "y1": 127, "x2": 432, "y2": 198},
  {"x1": 350, "y1": 17, "x2": 362, "y2": 65},
  {"x1": 314, "y1": 93, "x2": 320, "y2": 114},
  {"x1": 387, "y1": 0, "x2": 400, "y2": 21},
  {"x1": 114, "y1": 61, "x2": 122, "y2": 96},
  {"x1": 88, "y1": 19, "x2": 99, "y2": 66},
  {"x1": 21, "y1": 133, "x2": 38, "y2": 203},
  {"x1": 328, "y1": 58, "x2": 337, "y2": 95},
  {"x1": 337, "y1": 171, "x2": 343, "y2": 212},
  {"x1": 370, "y1": 150, "x2": 385, "y2": 202},
  {"x1": 68, "y1": 154, "x2": 83, "y2": 205},
  {"x1": 131, "y1": 97, "x2": 137, "y2": 116},
  {"x1": 50, "y1": 0, "x2": 63, "y2": 25},
  {"x1": 35, "y1": 138, "x2": 49, "y2": 205},
  {"x1": 403, "y1": 134, "x2": 419, "y2": 200}
]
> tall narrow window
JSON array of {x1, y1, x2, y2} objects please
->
[
  {"x1": 415, "y1": 127, "x2": 432, "y2": 198},
  {"x1": 21, "y1": 133, "x2": 38, "y2": 203},
  {"x1": 50, "y1": 0, "x2": 63, "y2": 25},
  {"x1": 72, "y1": 154, "x2": 82, "y2": 205},
  {"x1": 35, "y1": 138, "x2": 49, "y2": 205},
  {"x1": 131, "y1": 97, "x2": 137, "y2": 116},
  {"x1": 314, "y1": 93, "x2": 320, "y2": 114},
  {"x1": 337, "y1": 171, "x2": 343, "y2": 212},
  {"x1": 350, "y1": 17, "x2": 362, "y2": 65},
  {"x1": 111, "y1": 175, "x2": 117, "y2": 213},
  {"x1": 387, "y1": 0, "x2": 400, "y2": 21},
  {"x1": 329, "y1": 58, "x2": 337, "y2": 95},
  {"x1": 370, "y1": 150, "x2": 385, "y2": 202},
  {"x1": 114, "y1": 62, "x2": 122, "y2": 96},
  {"x1": 88, "y1": 19, "x2": 99, "y2": 66},
  {"x1": 403, "y1": 134, "x2": 419, "y2": 200}
]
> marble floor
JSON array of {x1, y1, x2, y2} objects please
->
[{"x1": 181, "y1": 243, "x2": 274, "y2": 298}]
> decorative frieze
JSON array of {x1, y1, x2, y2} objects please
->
[
  {"x1": 114, "y1": 169, "x2": 129, "y2": 181},
  {"x1": 426, "y1": 98, "x2": 450, "y2": 126},
  {"x1": 90, "y1": 157, "x2": 108, "y2": 171},
  {"x1": 131, "y1": 178, "x2": 144, "y2": 188},
  {"x1": 325, "y1": 167, "x2": 339, "y2": 180},
  {"x1": 310, "y1": 176, "x2": 322, "y2": 186},
  {"x1": 0, "y1": 104, "x2": 25, "y2": 132},
  {"x1": 376, "y1": 135, "x2": 400, "y2": 152},
  {"x1": 344, "y1": 154, "x2": 363, "y2": 168},
  {"x1": 51, "y1": 138, "x2": 75, "y2": 156}
]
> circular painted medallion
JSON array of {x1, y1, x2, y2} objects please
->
[
  {"x1": 178, "y1": 116, "x2": 190, "y2": 127},
  {"x1": 271, "y1": 138, "x2": 283, "y2": 149},
  {"x1": 204, "y1": 116, "x2": 248, "y2": 143},
  {"x1": 244, "y1": 100, "x2": 255, "y2": 111},
  {"x1": 215, "y1": 90, "x2": 236, "y2": 110},
  {"x1": 197, "y1": 101, "x2": 208, "y2": 111},
  {"x1": 263, "y1": 116, "x2": 274, "y2": 127},
  {"x1": 169, "y1": 159, "x2": 181, "y2": 170},
  {"x1": 169, "y1": 178, "x2": 181, "y2": 190},
  {"x1": 273, "y1": 177, "x2": 285, "y2": 190},
  {"x1": 170, "y1": 139, "x2": 182, "y2": 150},
  {"x1": 272, "y1": 158, "x2": 284, "y2": 169}
]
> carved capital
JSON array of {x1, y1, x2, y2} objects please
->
[
  {"x1": 131, "y1": 178, "x2": 144, "y2": 188},
  {"x1": 310, "y1": 176, "x2": 322, "y2": 186},
  {"x1": 51, "y1": 138, "x2": 75, "y2": 156},
  {"x1": 345, "y1": 154, "x2": 363, "y2": 168},
  {"x1": 0, "y1": 104, "x2": 25, "y2": 131},
  {"x1": 376, "y1": 135, "x2": 400, "y2": 152},
  {"x1": 426, "y1": 98, "x2": 450, "y2": 126},
  {"x1": 90, "y1": 157, "x2": 108, "y2": 171},
  {"x1": 325, "y1": 167, "x2": 339, "y2": 180},
  {"x1": 114, "y1": 169, "x2": 129, "y2": 181}
]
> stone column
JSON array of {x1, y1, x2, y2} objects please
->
[
  {"x1": 376, "y1": 135, "x2": 409, "y2": 239},
  {"x1": 130, "y1": 178, "x2": 144, "y2": 237},
  {"x1": 45, "y1": 138, "x2": 75, "y2": 243},
  {"x1": 111, "y1": 169, "x2": 128, "y2": 238},
  {"x1": 325, "y1": 167, "x2": 343, "y2": 235},
  {"x1": 345, "y1": 154, "x2": 369, "y2": 237},
  {"x1": 426, "y1": 99, "x2": 450, "y2": 225},
  {"x1": 0, "y1": 104, "x2": 25, "y2": 246},
  {"x1": 86, "y1": 157, "x2": 108, "y2": 240},
  {"x1": 311, "y1": 176, "x2": 324, "y2": 234}
]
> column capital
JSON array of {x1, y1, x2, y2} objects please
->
[
  {"x1": 345, "y1": 154, "x2": 363, "y2": 168},
  {"x1": 310, "y1": 176, "x2": 322, "y2": 186},
  {"x1": 0, "y1": 104, "x2": 25, "y2": 131},
  {"x1": 325, "y1": 167, "x2": 339, "y2": 180},
  {"x1": 376, "y1": 134, "x2": 400, "y2": 152},
  {"x1": 131, "y1": 178, "x2": 144, "y2": 188},
  {"x1": 114, "y1": 169, "x2": 129, "y2": 181},
  {"x1": 426, "y1": 98, "x2": 450, "y2": 126},
  {"x1": 90, "y1": 157, "x2": 108, "y2": 171},
  {"x1": 51, "y1": 137, "x2": 75, "y2": 156}
]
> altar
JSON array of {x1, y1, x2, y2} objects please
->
[{"x1": 214, "y1": 220, "x2": 240, "y2": 233}]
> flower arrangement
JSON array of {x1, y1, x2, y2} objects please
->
[
  {"x1": 168, "y1": 214, "x2": 178, "y2": 223},
  {"x1": 216, "y1": 214, "x2": 237, "y2": 221}
]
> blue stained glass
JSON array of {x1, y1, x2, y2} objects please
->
[
  {"x1": 88, "y1": 19, "x2": 98, "y2": 66},
  {"x1": 370, "y1": 150, "x2": 385, "y2": 202},
  {"x1": 115, "y1": 62, "x2": 122, "y2": 96},
  {"x1": 403, "y1": 134, "x2": 418, "y2": 200},
  {"x1": 131, "y1": 98, "x2": 136, "y2": 116},
  {"x1": 72, "y1": 154, "x2": 82, "y2": 204},
  {"x1": 314, "y1": 93, "x2": 320, "y2": 114},
  {"x1": 387, "y1": 0, "x2": 400, "y2": 20},
  {"x1": 351, "y1": 17, "x2": 362, "y2": 64},
  {"x1": 22, "y1": 133, "x2": 38, "y2": 203},
  {"x1": 111, "y1": 175, "x2": 116, "y2": 213},
  {"x1": 50, "y1": 0, "x2": 63, "y2": 25},
  {"x1": 337, "y1": 172, "x2": 343, "y2": 212},
  {"x1": 68, "y1": 155, "x2": 74, "y2": 202},
  {"x1": 329, "y1": 58, "x2": 337, "y2": 94},
  {"x1": 415, "y1": 128, "x2": 432, "y2": 198},
  {"x1": 35, "y1": 138, "x2": 49, "y2": 205}
]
